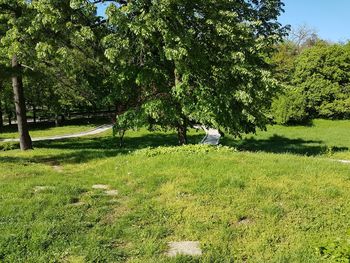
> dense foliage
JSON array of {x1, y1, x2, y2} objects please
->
[
  {"x1": 104, "y1": 0, "x2": 287, "y2": 144},
  {"x1": 0, "y1": 0, "x2": 287, "y2": 148},
  {"x1": 271, "y1": 37, "x2": 350, "y2": 124}
]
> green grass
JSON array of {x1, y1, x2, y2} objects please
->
[
  {"x1": 0, "y1": 120, "x2": 350, "y2": 262},
  {"x1": 222, "y1": 119, "x2": 350, "y2": 159}
]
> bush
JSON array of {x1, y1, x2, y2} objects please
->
[
  {"x1": 134, "y1": 144, "x2": 237, "y2": 157},
  {"x1": 292, "y1": 43, "x2": 350, "y2": 120},
  {"x1": 271, "y1": 87, "x2": 308, "y2": 125}
]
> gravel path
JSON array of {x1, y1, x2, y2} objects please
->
[{"x1": 0, "y1": 124, "x2": 113, "y2": 142}]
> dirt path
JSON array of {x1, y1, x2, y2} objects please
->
[{"x1": 0, "y1": 124, "x2": 113, "y2": 142}]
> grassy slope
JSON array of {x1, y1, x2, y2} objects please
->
[{"x1": 0, "y1": 121, "x2": 350, "y2": 262}]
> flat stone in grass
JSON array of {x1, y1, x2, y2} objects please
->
[
  {"x1": 33, "y1": 186, "x2": 55, "y2": 192},
  {"x1": 166, "y1": 241, "x2": 202, "y2": 257},
  {"x1": 70, "y1": 202, "x2": 85, "y2": 207},
  {"x1": 92, "y1": 184, "x2": 109, "y2": 190},
  {"x1": 237, "y1": 217, "x2": 252, "y2": 226},
  {"x1": 52, "y1": 165, "x2": 63, "y2": 172},
  {"x1": 105, "y1": 190, "x2": 118, "y2": 196}
]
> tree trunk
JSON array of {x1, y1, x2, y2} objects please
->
[
  {"x1": 12, "y1": 55, "x2": 32, "y2": 150},
  {"x1": 55, "y1": 114, "x2": 60, "y2": 127},
  {"x1": 33, "y1": 105, "x2": 36, "y2": 123},
  {"x1": 119, "y1": 129, "x2": 126, "y2": 147},
  {"x1": 177, "y1": 124, "x2": 187, "y2": 145},
  {"x1": 174, "y1": 69, "x2": 188, "y2": 145},
  {"x1": 60, "y1": 114, "x2": 65, "y2": 125}
]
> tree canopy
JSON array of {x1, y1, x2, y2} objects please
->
[
  {"x1": 104, "y1": 0, "x2": 287, "y2": 144},
  {"x1": 0, "y1": 0, "x2": 290, "y2": 149},
  {"x1": 271, "y1": 39, "x2": 350, "y2": 124}
]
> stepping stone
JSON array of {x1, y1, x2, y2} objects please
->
[
  {"x1": 166, "y1": 241, "x2": 202, "y2": 257},
  {"x1": 70, "y1": 202, "x2": 85, "y2": 207},
  {"x1": 92, "y1": 184, "x2": 109, "y2": 190},
  {"x1": 237, "y1": 217, "x2": 252, "y2": 226},
  {"x1": 52, "y1": 165, "x2": 63, "y2": 172},
  {"x1": 105, "y1": 190, "x2": 118, "y2": 196},
  {"x1": 33, "y1": 186, "x2": 55, "y2": 192}
]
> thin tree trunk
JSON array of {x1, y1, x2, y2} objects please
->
[
  {"x1": 174, "y1": 68, "x2": 188, "y2": 145},
  {"x1": 119, "y1": 129, "x2": 126, "y2": 147},
  {"x1": 33, "y1": 105, "x2": 36, "y2": 123},
  {"x1": 60, "y1": 114, "x2": 65, "y2": 125},
  {"x1": 12, "y1": 55, "x2": 32, "y2": 150},
  {"x1": 55, "y1": 114, "x2": 60, "y2": 127},
  {"x1": 177, "y1": 124, "x2": 187, "y2": 145}
]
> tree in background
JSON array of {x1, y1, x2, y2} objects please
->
[
  {"x1": 271, "y1": 33, "x2": 350, "y2": 124},
  {"x1": 0, "y1": 0, "x2": 110, "y2": 149},
  {"x1": 289, "y1": 24, "x2": 319, "y2": 53},
  {"x1": 269, "y1": 24, "x2": 343, "y2": 125},
  {"x1": 0, "y1": 0, "x2": 34, "y2": 149},
  {"x1": 104, "y1": 0, "x2": 287, "y2": 144},
  {"x1": 293, "y1": 43, "x2": 350, "y2": 119}
]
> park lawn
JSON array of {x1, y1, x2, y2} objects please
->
[
  {"x1": 0, "y1": 125, "x2": 350, "y2": 262},
  {"x1": 222, "y1": 119, "x2": 350, "y2": 160}
]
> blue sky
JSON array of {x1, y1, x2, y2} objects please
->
[
  {"x1": 279, "y1": 0, "x2": 350, "y2": 42},
  {"x1": 97, "y1": 1, "x2": 350, "y2": 42}
]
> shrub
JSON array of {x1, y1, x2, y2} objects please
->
[
  {"x1": 134, "y1": 144, "x2": 237, "y2": 157},
  {"x1": 320, "y1": 235, "x2": 350, "y2": 262},
  {"x1": 271, "y1": 87, "x2": 308, "y2": 125}
]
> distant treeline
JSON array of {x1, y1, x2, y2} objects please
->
[{"x1": 270, "y1": 26, "x2": 350, "y2": 124}]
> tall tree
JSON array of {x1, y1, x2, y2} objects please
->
[
  {"x1": 11, "y1": 55, "x2": 32, "y2": 149},
  {"x1": 104, "y1": 0, "x2": 287, "y2": 144},
  {"x1": 0, "y1": 0, "x2": 109, "y2": 149},
  {"x1": 0, "y1": 1, "x2": 35, "y2": 149}
]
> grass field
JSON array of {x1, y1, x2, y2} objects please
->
[
  {"x1": 222, "y1": 119, "x2": 350, "y2": 159},
  {"x1": 0, "y1": 120, "x2": 350, "y2": 262}
]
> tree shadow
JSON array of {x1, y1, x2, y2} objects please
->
[
  {"x1": 0, "y1": 132, "x2": 204, "y2": 165},
  {"x1": 33, "y1": 132, "x2": 203, "y2": 151},
  {"x1": 222, "y1": 134, "x2": 348, "y2": 156},
  {"x1": 278, "y1": 119, "x2": 314, "y2": 127}
]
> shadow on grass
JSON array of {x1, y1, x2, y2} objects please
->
[
  {"x1": 0, "y1": 133, "x2": 204, "y2": 165},
  {"x1": 222, "y1": 134, "x2": 348, "y2": 156}
]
